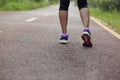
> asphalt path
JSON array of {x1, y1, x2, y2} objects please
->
[{"x1": 0, "y1": 4, "x2": 120, "y2": 80}]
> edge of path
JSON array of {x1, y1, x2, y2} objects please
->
[{"x1": 91, "y1": 16, "x2": 120, "y2": 40}]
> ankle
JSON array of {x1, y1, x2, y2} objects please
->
[
  {"x1": 83, "y1": 28, "x2": 91, "y2": 34},
  {"x1": 83, "y1": 28, "x2": 89, "y2": 30},
  {"x1": 61, "y1": 33, "x2": 68, "y2": 36}
]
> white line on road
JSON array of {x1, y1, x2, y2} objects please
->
[
  {"x1": 25, "y1": 13, "x2": 56, "y2": 22},
  {"x1": 25, "y1": 17, "x2": 37, "y2": 22},
  {"x1": 43, "y1": 14, "x2": 49, "y2": 16}
]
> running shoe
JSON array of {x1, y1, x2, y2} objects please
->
[
  {"x1": 81, "y1": 31, "x2": 93, "y2": 47},
  {"x1": 59, "y1": 34, "x2": 68, "y2": 44}
]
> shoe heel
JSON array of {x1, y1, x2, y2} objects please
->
[
  {"x1": 82, "y1": 34, "x2": 92, "y2": 47},
  {"x1": 82, "y1": 34, "x2": 90, "y2": 41}
]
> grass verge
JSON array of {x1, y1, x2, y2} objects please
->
[
  {"x1": 90, "y1": 8, "x2": 120, "y2": 33},
  {"x1": 0, "y1": 1, "x2": 49, "y2": 11}
]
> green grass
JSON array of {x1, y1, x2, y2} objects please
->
[
  {"x1": 90, "y1": 8, "x2": 120, "y2": 33},
  {"x1": 0, "y1": 1, "x2": 49, "y2": 11}
]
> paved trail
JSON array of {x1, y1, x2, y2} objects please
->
[{"x1": 0, "y1": 4, "x2": 120, "y2": 80}]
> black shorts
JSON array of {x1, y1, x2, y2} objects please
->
[{"x1": 59, "y1": 0, "x2": 88, "y2": 11}]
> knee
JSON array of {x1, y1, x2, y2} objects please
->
[{"x1": 77, "y1": 0, "x2": 88, "y2": 10}]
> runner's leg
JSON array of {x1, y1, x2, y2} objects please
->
[
  {"x1": 59, "y1": 0, "x2": 70, "y2": 34},
  {"x1": 77, "y1": 0, "x2": 93, "y2": 47},
  {"x1": 77, "y1": 0, "x2": 90, "y2": 28},
  {"x1": 59, "y1": 0, "x2": 70, "y2": 44}
]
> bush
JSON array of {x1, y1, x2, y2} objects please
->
[
  {"x1": 99, "y1": 0, "x2": 120, "y2": 12},
  {"x1": 88, "y1": 0, "x2": 120, "y2": 12}
]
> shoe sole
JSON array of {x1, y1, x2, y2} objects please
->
[
  {"x1": 82, "y1": 34, "x2": 93, "y2": 47},
  {"x1": 59, "y1": 40, "x2": 68, "y2": 44}
]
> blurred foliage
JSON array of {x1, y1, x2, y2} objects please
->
[
  {"x1": 0, "y1": 0, "x2": 58, "y2": 11},
  {"x1": 88, "y1": 0, "x2": 120, "y2": 12}
]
